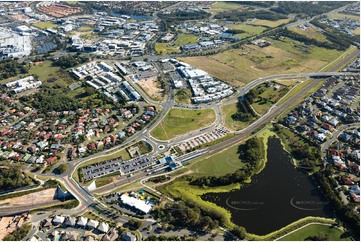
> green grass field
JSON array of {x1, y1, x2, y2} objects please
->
[
  {"x1": 179, "y1": 37, "x2": 343, "y2": 87},
  {"x1": 76, "y1": 25, "x2": 93, "y2": 32},
  {"x1": 252, "y1": 84, "x2": 290, "y2": 114},
  {"x1": 328, "y1": 12, "x2": 360, "y2": 20},
  {"x1": 279, "y1": 224, "x2": 352, "y2": 241},
  {"x1": 154, "y1": 43, "x2": 180, "y2": 55},
  {"x1": 32, "y1": 22, "x2": 58, "y2": 29},
  {"x1": 189, "y1": 144, "x2": 245, "y2": 177},
  {"x1": 151, "y1": 108, "x2": 216, "y2": 140},
  {"x1": 221, "y1": 102, "x2": 256, "y2": 131},
  {"x1": 28, "y1": 61, "x2": 74, "y2": 88},
  {"x1": 251, "y1": 18, "x2": 291, "y2": 28},
  {"x1": 228, "y1": 23, "x2": 267, "y2": 38},
  {"x1": 173, "y1": 34, "x2": 199, "y2": 45},
  {"x1": 208, "y1": 1, "x2": 243, "y2": 13}
]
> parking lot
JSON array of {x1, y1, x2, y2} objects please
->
[
  {"x1": 82, "y1": 155, "x2": 156, "y2": 181},
  {"x1": 176, "y1": 126, "x2": 229, "y2": 152}
]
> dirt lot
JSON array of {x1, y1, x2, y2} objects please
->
[
  {"x1": 0, "y1": 188, "x2": 56, "y2": 207},
  {"x1": 137, "y1": 76, "x2": 164, "y2": 100},
  {"x1": 0, "y1": 215, "x2": 26, "y2": 240}
]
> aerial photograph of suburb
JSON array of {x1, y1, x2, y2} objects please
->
[{"x1": 0, "y1": 0, "x2": 359, "y2": 241}]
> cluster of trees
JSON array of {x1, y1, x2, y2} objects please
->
[
  {"x1": 53, "y1": 164, "x2": 69, "y2": 175},
  {"x1": 29, "y1": 88, "x2": 82, "y2": 113},
  {"x1": 306, "y1": 232, "x2": 330, "y2": 241},
  {"x1": 215, "y1": 10, "x2": 287, "y2": 22},
  {"x1": 158, "y1": 10, "x2": 211, "y2": 31},
  {"x1": 311, "y1": 19, "x2": 358, "y2": 49},
  {"x1": 231, "y1": 90, "x2": 257, "y2": 122},
  {"x1": 53, "y1": 55, "x2": 89, "y2": 69},
  {"x1": 0, "y1": 59, "x2": 30, "y2": 80},
  {"x1": 3, "y1": 223, "x2": 31, "y2": 241},
  {"x1": 231, "y1": 1, "x2": 274, "y2": 7},
  {"x1": 0, "y1": 167, "x2": 33, "y2": 192},
  {"x1": 148, "y1": 175, "x2": 169, "y2": 183},
  {"x1": 127, "y1": 219, "x2": 143, "y2": 229},
  {"x1": 275, "y1": 28, "x2": 351, "y2": 51},
  {"x1": 191, "y1": 138, "x2": 264, "y2": 187},
  {"x1": 239, "y1": 137, "x2": 264, "y2": 163},
  {"x1": 225, "y1": 29, "x2": 246, "y2": 35},
  {"x1": 152, "y1": 200, "x2": 220, "y2": 232},
  {"x1": 271, "y1": 1, "x2": 350, "y2": 17},
  {"x1": 313, "y1": 171, "x2": 360, "y2": 239}
]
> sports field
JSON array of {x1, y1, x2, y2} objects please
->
[
  {"x1": 179, "y1": 37, "x2": 343, "y2": 87},
  {"x1": 150, "y1": 108, "x2": 216, "y2": 140},
  {"x1": 32, "y1": 21, "x2": 58, "y2": 29}
]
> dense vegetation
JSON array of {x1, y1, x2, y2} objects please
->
[
  {"x1": 148, "y1": 175, "x2": 169, "y2": 183},
  {"x1": 53, "y1": 55, "x2": 89, "y2": 69},
  {"x1": 3, "y1": 223, "x2": 31, "y2": 241},
  {"x1": 310, "y1": 19, "x2": 358, "y2": 48},
  {"x1": 53, "y1": 164, "x2": 69, "y2": 175},
  {"x1": 191, "y1": 137, "x2": 264, "y2": 187},
  {"x1": 231, "y1": 90, "x2": 257, "y2": 122},
  {"x1": 0, "y1": 59, "x2": 30, "y2": 80},
  {"x1": 313, "y1": 171, "x2": 360, "y2": 240},
  {"x1": 152, "y1": 200, "x2": 220, "y2": 232},
  {"x1": 215, "y1": 10, "x2": 287, "y2": 22},
  {"x1": 232, "y1": 1, "x2": 275, "y2": 7},
  {"x1": 28, "y1": 88, "x2": 82, "y2": 113},
  {"x1": 0, "y1": 167, "x2": 33, "y2": 192},
  {"x1": 158, "y1": 10, "x2": 211, "y2": 31},
  {"x1": 145, "y1": 235, "x2": 191, "y2": 241},
  {"x1": 271, "y1": 1, "x2": 351, "y2": 17}
]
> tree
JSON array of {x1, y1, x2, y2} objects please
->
[{"x1": 231, "y1": 226, "x2": 246, "y2": 240}]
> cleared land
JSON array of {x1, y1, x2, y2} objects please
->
[
  {"x1": 179, "y1": 37, "x2": 343, "y2": 87},
  {"x1": 0, "y1": 188, "x2": 56, "y2": 207},
  {"x1": 151, "y1": 108, "x2": 216, "y2": 140},
  {"x1": 137, "y1": 76, "x2": 164, "y2": 101},
  {"x1": 251, "y1": 18, "x2": 291, "y2": 28},
  {"x1": 221, "y1": 102, "x2": 255, "y2": 131},
  {"x1": 32, "y1": 21, "x2": 58, "y2": 29},
  {"x1": 279, "y1": 224, "x2": 352, "y2": 241},
  {"x1": 0, "y1": 216, "x2": 26, "y2": 240},
  {"x1": 288, "y1": 26, "x2": 328, "y2": 42},
  {"x1": 228, "y1": 23, "x2": 267, "y2": 38}
]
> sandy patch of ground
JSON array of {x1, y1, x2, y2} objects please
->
[
  {"x1": 137, "y1": 76, "x2": 164, "y2": 100},
  {"x1": 0, "y1": 215, "x2": 26, "y2": 240},
  {"x1": 0, "y1": 188, "x2": 56, "y2": 207}
]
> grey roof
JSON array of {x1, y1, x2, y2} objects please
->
[
  {"x1": 64, "y1": 217, "x2": 76, "y2": 226},
  {"x1": 121, "y1": 232, "x2": 136, "y2": 241}
]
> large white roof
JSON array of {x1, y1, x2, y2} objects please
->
[{"x1": 120, "y1": 194, "x2": 152, "y2": 214}]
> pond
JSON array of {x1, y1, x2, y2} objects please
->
[{"x1": 202, "y1": 136, "x2": 332, "y2": 235}]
